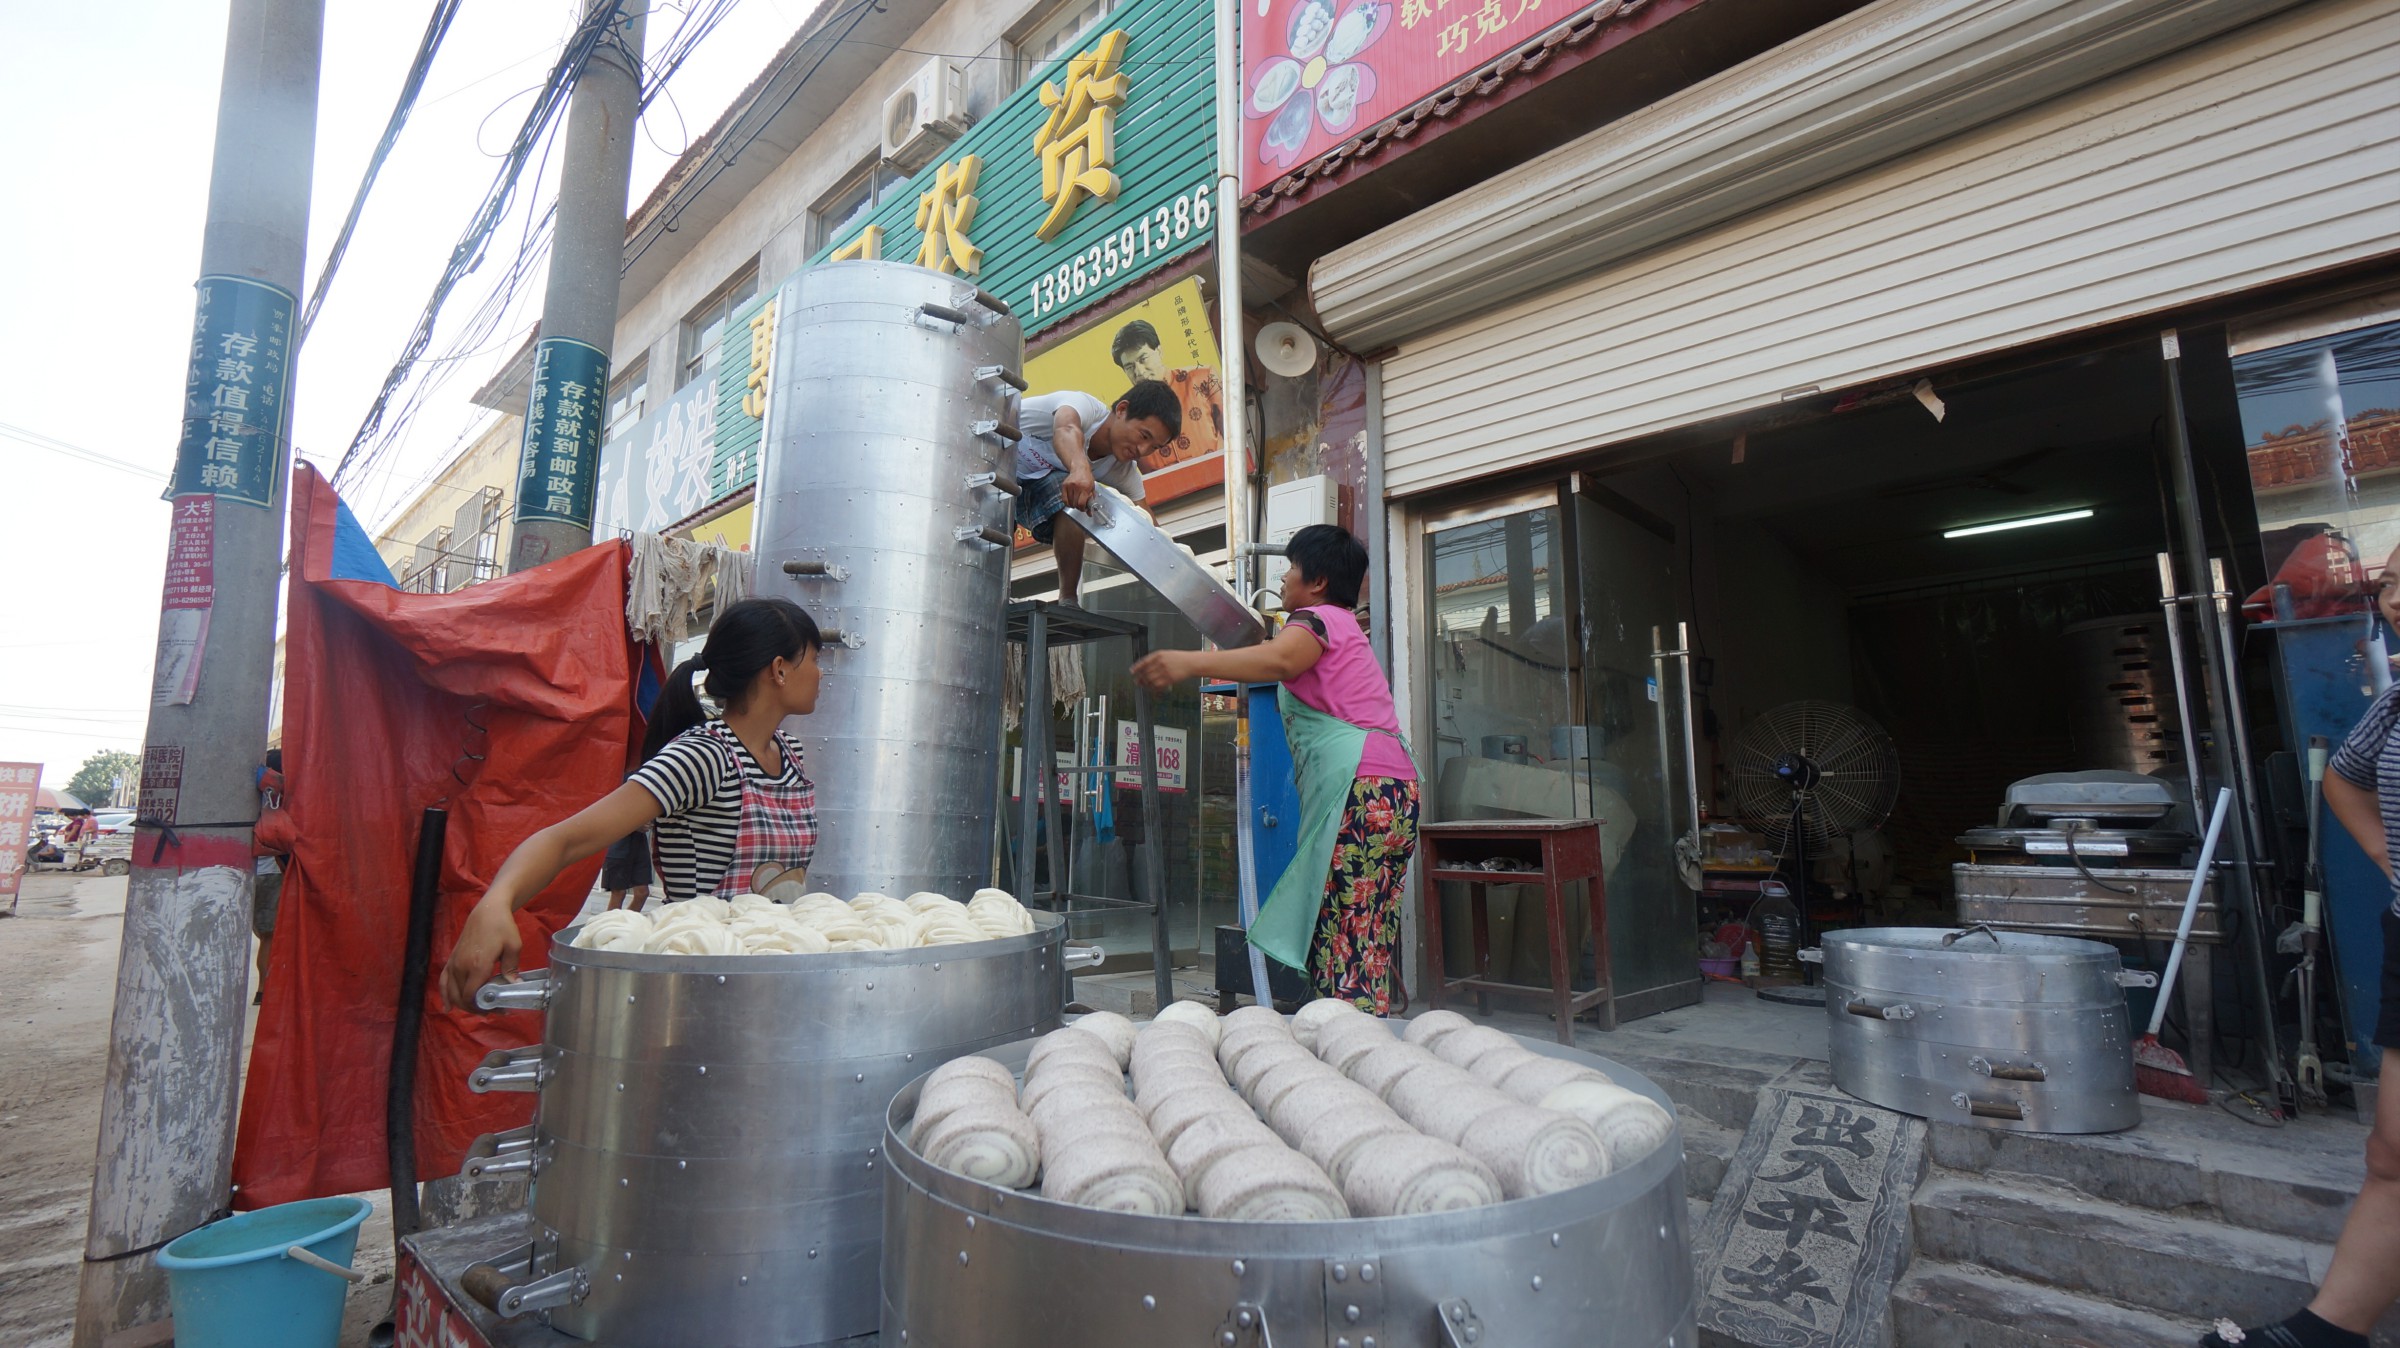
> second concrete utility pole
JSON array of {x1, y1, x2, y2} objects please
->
[{"x1": 510, "y1": 0, "x2": 648, "y2": 573}]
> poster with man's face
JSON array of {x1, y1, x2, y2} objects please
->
[{"x1": 1022, "y1": 276, "x2": 1225, "y2": 509}]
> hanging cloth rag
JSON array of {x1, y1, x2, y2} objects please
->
[
  {"x1": 1001, "y1": 642, "x2": 1090, "y2": 734},
  {"x1": 625, "y1": 531, "x2": 755, "y2": 646}
]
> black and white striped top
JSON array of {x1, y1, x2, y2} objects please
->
[
  {"x1": 2332, "y1": 681, "x2": 2400, "y2": 917},
  {"x1": 628, "y1": 728, "x2": 803, "y2": 902}
]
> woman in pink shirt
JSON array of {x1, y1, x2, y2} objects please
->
[{"x1": 1134, "y1": 525, "x2": 1418, "y2": 1011}]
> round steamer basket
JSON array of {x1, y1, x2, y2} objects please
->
[
  {"x1": 463, "y1": 911, "x2": 1080, "y2": 1348},
  {"x1": 1816, "y1": 925, "x2": 2147, "y2": 1134},
  {"x1": 881, "y1": 1031, "x2": 1696, "y2": 1348}
]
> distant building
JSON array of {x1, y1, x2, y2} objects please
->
[{"x1": 373, "y1": 412, "x2": 520, "y2": 594}]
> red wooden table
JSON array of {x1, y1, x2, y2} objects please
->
[{"x1": 1419, "y1": 818, "x2": 1613, "y2": 1042}]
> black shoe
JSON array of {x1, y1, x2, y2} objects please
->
[{"x1": 2201, "y1": 1313, "x2": 2370, "y2": 1348}]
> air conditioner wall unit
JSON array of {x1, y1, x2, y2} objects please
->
[{"x1": 881, "y1": 59, "x2": 971, "y2": 170}]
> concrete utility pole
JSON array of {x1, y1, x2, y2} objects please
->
[
  {"x1": 509, "y1": 0, "x2": 648, "y2": 573},
  {"x1": 74, "y1": 0, "x2": 323, "y2": 1341}
]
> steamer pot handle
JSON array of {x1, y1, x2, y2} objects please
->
[
  {"x1": 915, "y1": 303, "x2": 972, "y2": 328},
  {"x1": 474, "y1": 967, "x2": 551, "y2": 1012},
  {"x1": 955, "y1": 524, "x2": 1014, "y2": 550},
  {"x1": 1969, "y1": 1055, "x2": 2048, "y2": 1082},
  {"x1": 469, "y1": 1045, "x2": 550, "y2": 1093},
  {"x1": 976, "y1": 362, "x2": 1029, "y2": 392},
  {"x1": 1951, "y1": 1092, "x2": 2027, "y2": 1121},
  {"x1": 783, "y1": 558, "x2": 850, "y2": 581},
  {"x1": 1942, "y1": 922, "x2": 2002, "y2": 947},
  {"x1": 969, "y1": 288, "x2": 1016, "y2": 319},
  {"x1": 1798, "y1": 948, "x2": 1823, "y2": 964},
  {"x1": 460, "y1": 1123, "x2": 541, "y2": 1181},
  {"x1": 974, "y1": 418, "x2": 1023, "y2": 446},
  {"x1": 1844, "y1": 997, "x2": 1917, "y2": 1021},
  {"x1": 2115, "y1": 969, "x2": 2159, "y2": 988},
  {"x1": 967, "y1": 467, "x2": 1021, "y2": 498},
  {"x1": 465, "y1": 1263, "x2": 589, "y2": 1318},
  {"x1": 1063, "y1": 942, "x2": 1107, "y2": 970}
]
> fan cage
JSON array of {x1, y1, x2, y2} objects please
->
[{"x1": 1728, "y1": 700, "x2": 1901, "y2": 849}]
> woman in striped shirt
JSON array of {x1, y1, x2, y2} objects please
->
[{"x1": 440, "y1": 598, "x2": 824, "y2": 1008}]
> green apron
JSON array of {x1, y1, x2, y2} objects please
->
[{"x1": 1248, "y1": 686, "x2": 1407, "y2": 971}]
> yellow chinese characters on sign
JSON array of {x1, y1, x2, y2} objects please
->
[
  {"x1": 915, "y1": 156, "x2": 985, "y2": 274},
  {"x1": 1031, "y1": 30, "x2": 1131, "y2": 241},
  {"x1": 831, "y1": 226, "x2": 882, "y2": 263},
  {"x1": 742, "y1": 297, "x2": 778, "y2": 420}
]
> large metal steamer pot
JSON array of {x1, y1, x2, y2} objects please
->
[
  {"x1": 881, "y1": 1034, "x2": 1695, "y2": 1348},
  {"x1": 752, "y1": 259, "x2": 1025, "y2": 900},
  {"x1": 464, "y1": 913, "x2": 1081, "y2": 1347},
  {"x1": 1813, "y1": 925, "x2": 2153, "y2": 1134}
]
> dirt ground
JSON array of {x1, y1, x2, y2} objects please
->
[{"x1": 0, "y1": 873, "x2": 397, "y2": 1347}]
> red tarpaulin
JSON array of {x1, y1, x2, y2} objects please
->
[{"x1": 232, "y1": 463, "x2": 638, "y2": 1208}]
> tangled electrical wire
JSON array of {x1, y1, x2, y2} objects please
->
[
  {"x1": 333, "y1": 0, "x2": 630, "y2": 492},
  {"x1": 327, "y1": 0, "x2": 758, "y2": 512}
]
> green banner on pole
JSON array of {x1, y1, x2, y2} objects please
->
[
  {"x1": 515, "y1": 337, "x2": 611, "y2": 527},
  {"x1": 168, "y1": 275, "x2": 294, "y2": 508}
]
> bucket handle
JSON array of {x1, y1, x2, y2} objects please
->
[
  {"x1": 1941, "y1": 922, "x2": 2002, "y2": 947},
  {"x1": 284, "y1": 1245, "x2": 367, "y2": 1283}
]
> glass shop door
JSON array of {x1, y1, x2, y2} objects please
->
[
  {"x1": 1571, "y1": 481, "x2": 1703, "y2": 1018},
  {"x1": 1422, "y1": 490, "x2": 1581, "y2": 990}
]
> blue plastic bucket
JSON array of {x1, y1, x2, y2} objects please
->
[{"x1": 155, "y1": 1195, "x2": 370, "y2": 1348}]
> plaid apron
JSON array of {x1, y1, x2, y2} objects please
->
[{"x1": 696, "y1": 720, "x2": 818, "y2": 897}]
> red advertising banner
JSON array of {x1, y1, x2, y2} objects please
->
[
  {"x1": 1240, "y1": 0, "x2": 1567, "y2": 190},
  {"x1": 0, "y1": 762, "x2": 42, "y2": 912}
]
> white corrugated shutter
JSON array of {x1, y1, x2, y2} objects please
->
[{"x1": 1375, "y1": 0, "x2": 2400, "y2": 496}]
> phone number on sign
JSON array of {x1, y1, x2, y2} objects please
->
[{"x1": 1026, "y1": 185, "x2": 1213, "y2": 320}]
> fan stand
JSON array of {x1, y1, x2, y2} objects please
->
[{"x1": 1775, "y1": 751, "x2": 1819, "y2": 955}]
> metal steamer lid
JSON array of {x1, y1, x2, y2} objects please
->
[
  {"x1": 1062, "y1": 484, "x2": 1266, "y2": 650},
  {"x1": 1820, "y1": 924, "x2": 2124, "y2": 963}
]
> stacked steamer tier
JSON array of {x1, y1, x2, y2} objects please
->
[
  {"x1": 461, "y1": 897, "x2": 1072, "y2": 1348},
  {"x1": 883, "y1": 1002, "x2": 1694, "y2": 1347},
  {"x1": 752, "y1": 259, "x2": 1026, "y2": 900}
]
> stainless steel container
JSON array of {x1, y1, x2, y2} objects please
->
[
  {"x1": 753, "y1": 260, "x2": 1026, "y2": 899},
  {"x1": 1954, "y1": 862, "x2": 2223, "y2": 943},
  {"x1": 881, "y1": 1034, "x2": 1694, "y2": 1348},
  {"x1": 1065, "y1": 484, "x2": 1267, "y2": 649},
  {"x1": 2062, "y1": 615, "x2": 2186, "y2": 774},
  {"x1": 462, "y1": 915, "x2": 1079, "y2": 1347},
  {"x1": 1816, "y1": 926, "x2": 2152, "y2": 1134}
]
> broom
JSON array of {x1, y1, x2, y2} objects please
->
[{"x1": 2135, "y1": 786, "x2": 2232, "y2": 1104}]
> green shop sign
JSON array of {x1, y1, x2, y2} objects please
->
[{"x1": 813, "y1": 0, "x2": 1214, "y2": 336}]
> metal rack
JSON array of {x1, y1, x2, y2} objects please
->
[{"x1": 1008, "y1": 599, "x2": 1171, "y2": 1012}]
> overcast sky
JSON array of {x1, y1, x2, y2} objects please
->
[{"x1": 0, "y1": 0, "x2": 811, "y2": 792}]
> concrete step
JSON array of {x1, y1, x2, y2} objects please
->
[
  {"x1": 1891, "y1": 1261, "x2": 2205, "y2": 1348},
  {"x1": 1926, "y1": 1099, "x2": 2368, "y2": 1244},
  {"x1": 1912, "y1": 1171, "x2": 2400, "y2": 1347},
  {"x1": 1680, "y1": 1114, "x2": 1743, "y2": 1203}
]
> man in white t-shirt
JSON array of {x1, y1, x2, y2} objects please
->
[{"x1": 1015, "y1": 379, "x2": 1181, "y2": 604}]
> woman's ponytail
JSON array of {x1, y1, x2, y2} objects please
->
[{"x1": 642, "y1": 656, "x2": 710, "y2": 761}]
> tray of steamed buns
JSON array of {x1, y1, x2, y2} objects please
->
[
  {"x1": 569, "y1": 888, "x2": 1037, "y2": 955},
  {"x1": 903, "y1": 998, "x2": 1676, "y2": 1221}
]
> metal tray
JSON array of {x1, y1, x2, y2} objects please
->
[
  {"x1": 1065, "y1": 484, "x2": 1266, "y2": 648},
  {"x1": 881, "y1": 1030, "x2": 1695, "y2": 1348}
]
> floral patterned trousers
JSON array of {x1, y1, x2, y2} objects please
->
[{"x1": 1307, "y1": 776, "x2": 1421, "y2": 1014}]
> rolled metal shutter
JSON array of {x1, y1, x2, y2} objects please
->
[{"x1": 1361, "y1": 0, "x2": 2400, "y2": 496}]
